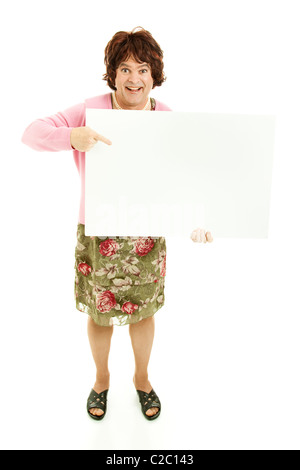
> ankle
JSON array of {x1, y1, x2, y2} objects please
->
[
  {"x1": 96, "y1": 370, "x2": 110, "y2": 380},
  {"x1": 94, "y1": 372, "x2": 110, "y2": 390},
  {"x1": 133, "y1": 373, "x2": 151, "y2": 391},
  {"x1": 134, "y1": 371, "x2": 149, "y2": 382}
]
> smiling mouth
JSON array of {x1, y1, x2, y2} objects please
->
[{"x1": 126, "y1": 87, "x2": 143, "y2": 94}]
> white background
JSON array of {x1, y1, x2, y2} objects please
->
[{"x1": 1, "y1": 0, "x2": 300, "y2": 450}]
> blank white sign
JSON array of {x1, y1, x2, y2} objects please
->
[{"x1": 85, "y1": 109, "x2": 275, "y2": 238}]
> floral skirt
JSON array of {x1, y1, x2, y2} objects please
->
[{"x1": 74, "y1": 224, "x2": 167, "y2": 326}]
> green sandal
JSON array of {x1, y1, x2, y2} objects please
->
[
  {"x1": 136, "y1": 388, "x2": 161, "y2": 420},
  {"x1": 87, "y1": 389, "x2": 108, "y2": 421}
]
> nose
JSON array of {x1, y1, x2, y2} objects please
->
[{"x1": 127, "y1": 70, "x2": 141, "y2": 85}]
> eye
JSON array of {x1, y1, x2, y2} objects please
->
[{"x1": 121, "y1": 68, "x2": 129, "y2": 73}]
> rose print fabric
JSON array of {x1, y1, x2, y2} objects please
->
[{"x1": 74, "y1": 223, "x2": 167, "y2": 326}]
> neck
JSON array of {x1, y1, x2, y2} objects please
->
[{"x1": 113, "y1": 91, "x2": 150, "y2": 110}]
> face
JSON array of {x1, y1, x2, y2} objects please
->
[{"x1": 114, "y1": 57, "x2": 154, "y2": 110}]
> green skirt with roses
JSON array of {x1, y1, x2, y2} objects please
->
[{"x1": 74, "y1": 223, "x2": 167, "y2": 326}]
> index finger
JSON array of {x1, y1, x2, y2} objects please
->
[{"x1": 95, "y1": 133, "x2": 112, "y2": 146}]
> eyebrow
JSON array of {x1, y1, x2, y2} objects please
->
[{"x1": 119, "y1": 62, "x2": 150, "y2": 69}]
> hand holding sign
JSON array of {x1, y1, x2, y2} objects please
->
[{"x1": 190, "y1": 228, "x2": 213, "y2": 243}]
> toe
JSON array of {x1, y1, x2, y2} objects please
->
[
  {"x1": 146, "y1": 407, "x2": 159, "y2": 416},
  {"x1": 90, "y1": 408, "x2": 104, "y2": 416}
]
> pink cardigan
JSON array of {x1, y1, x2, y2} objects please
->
[{"x1": 22, "y1": 93, "x2": 172, "y2": 224}]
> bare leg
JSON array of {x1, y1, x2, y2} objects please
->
[
  {"x1": 129, "y1": 316, "x2": 159, "y2": 417},
  {"x1": 87, "y1": 316, "x2": 114, "y2": 417}
]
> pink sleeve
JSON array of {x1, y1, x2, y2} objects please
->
[{"x1": 21, "y1": 102, "x2": 86, "y2": 151}]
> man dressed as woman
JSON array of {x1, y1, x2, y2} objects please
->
[{"x1": 22, "y1": 26, "x2": 213, "y2": 421}]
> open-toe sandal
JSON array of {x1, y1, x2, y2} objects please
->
[
  {"x1": 87, "y1": 389, "x2": 108, "y2": 421},
  {"x1": 136, "y1": 388, "x2": 161, "y2": 420}
]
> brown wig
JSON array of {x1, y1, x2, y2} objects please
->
[{"x1": 103, "y1": 27, "x2": 167, "y2": 91}]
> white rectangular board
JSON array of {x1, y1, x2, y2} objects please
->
[{"x1": 85, "y1": 109, "x2": 275, "y2": 238}]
